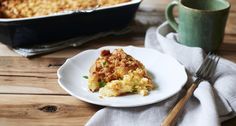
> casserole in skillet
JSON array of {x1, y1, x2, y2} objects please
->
[{"x1": 0, "y1": 0, "x2": 141, "y2": 47}]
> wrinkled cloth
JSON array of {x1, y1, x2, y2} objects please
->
[{"x1": 86, "y1": 22, "x2": 236, "y2": 126}]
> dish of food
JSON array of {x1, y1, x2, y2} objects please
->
[
  {"x1": 88, "y1": 48, "x2": 154, "y2": 97},
  {"x1": 0, "y1": 0, "x2": 130, "y2": 18},
  {"x1": 57, "y1": 46, "x2": 187, "y2": 107},
  {"x1": 0, "y1": 0, "x2": 140, "y2": 48}
]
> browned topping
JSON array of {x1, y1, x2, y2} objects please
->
[
  {"x1": 0, "y1": 0, "x2": 130, "y2": 18},
  {"x1": 90, "y1": 49, "x2": 147, "y2": 83},
  {"x1": 101, "y1": 50, "x2": 111, "y2": 57}
]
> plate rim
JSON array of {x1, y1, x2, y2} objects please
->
[{"x1": 57, "y1": 45, "x2": 187, "y2": 107}]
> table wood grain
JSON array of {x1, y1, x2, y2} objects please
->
[{"x1": 0, "y1": 0, "x2": 235, "y2": 125}]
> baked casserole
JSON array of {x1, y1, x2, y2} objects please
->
[
  {"x1": 0, "y1": 0, "x2": 130, "y2": 18},
  {"x1": 88, "y1": 49, "x2": 154, "y2": 97}
]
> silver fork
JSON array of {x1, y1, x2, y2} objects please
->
[{"x1": 161, "y1": 53, "x2": 220, "y2": 126}]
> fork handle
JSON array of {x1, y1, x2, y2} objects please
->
[{"x1": 161, "y1": 83, "x2": 198, "y2": 126}]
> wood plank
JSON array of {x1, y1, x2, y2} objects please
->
[
  {"x1": 225, "y1": 13, "x2": 236, "y2": 35},
  {"x1": 0, "y1": 76, "x2": 66, "y2": 94},
  {"x1": 0, "y1": 57, "x2": 65, "y2": 76},
  {"x1": 218, "y1": 50, "x2": 236, "y2": 62},
  {"x1": 0, "y1": 94, "x2": 100, "y2": 126},
  {"x1": 0, "y1": 57, "x2": 67, "y2": 94},
  {"x1": 0, "y1": 94, "x2": 234, "y2": 126},
  {"x1": 224, "y1": 34, "x2": 236, "y2": 44}
]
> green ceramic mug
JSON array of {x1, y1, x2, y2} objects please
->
[{"x1": 165, "y1": 0, "x2": 230, "y2": 52}]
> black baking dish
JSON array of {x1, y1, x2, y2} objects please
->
[{"x1": 0, "y1": 0, "x2": 141, "y2": 48}]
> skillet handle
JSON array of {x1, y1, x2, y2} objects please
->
[{"x1": 161, "y1": 83, "x2": 198, "y2": 126}]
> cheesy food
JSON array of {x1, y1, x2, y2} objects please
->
[{"x1": 88, "y1": 48, "x2": 154, "y2": 97}]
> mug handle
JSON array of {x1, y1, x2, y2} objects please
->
[{"x1": 165, "y1": 0, "x2": 179, "y2": 32}]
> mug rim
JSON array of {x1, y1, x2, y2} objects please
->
[{"x1": 179, "y1": 0, "x2": 230, "y2": 12}]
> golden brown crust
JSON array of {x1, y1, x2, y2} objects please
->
[
  {"x1": 90, "y1": 49, "x2": 146, "y2": 83},
  {"x1": 0, "y1": 0, "x2": 130, "y2": 18},
  {"x1": 88, "y1": 48, "x2": 155, "y2": 96}
]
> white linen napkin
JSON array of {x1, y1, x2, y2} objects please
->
[{"x1": 86, "y1": 21, "x2": 236, "y2": 126}]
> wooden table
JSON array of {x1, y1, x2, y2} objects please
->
[{"x1": 0, "y1": 0, "x2": 235, "y2": 125}]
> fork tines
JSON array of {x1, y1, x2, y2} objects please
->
[{"x1": 195, "y1": 52, "x2": 220, "y2": 81}]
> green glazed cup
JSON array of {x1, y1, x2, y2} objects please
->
[{"x1": 165, "y1": 0, "x2": 230, "y2": 52}]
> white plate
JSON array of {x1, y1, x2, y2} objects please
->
[{"x1": 57, "y1": 46, "x2": 187, "y2": 107}]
